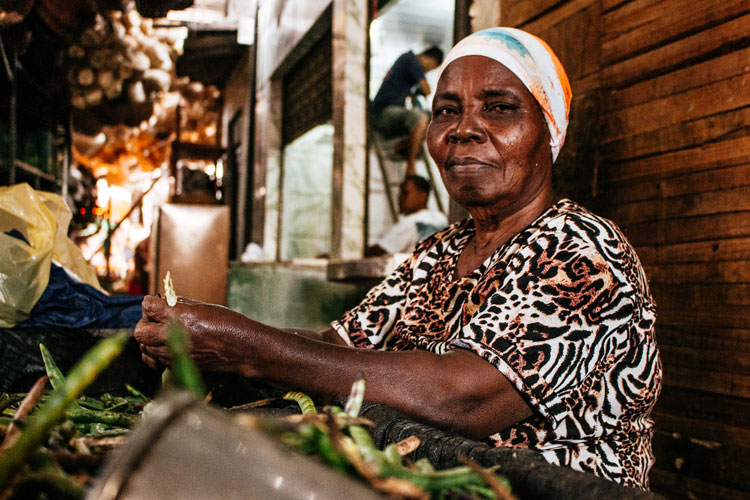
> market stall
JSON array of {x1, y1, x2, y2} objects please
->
[{"x1": 0, "y1": 329, "x2": 665, "y2": 500}]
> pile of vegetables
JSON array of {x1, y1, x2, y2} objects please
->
[
  {"x1": 0, "y1": 332, "x2": 134, "y2": 499},
  {"x1": 242, "y1": 380, "x2": 517, "y2": 500},
  {"x1": 0, "y1": 325, "x2": 517, "y2": 499}
]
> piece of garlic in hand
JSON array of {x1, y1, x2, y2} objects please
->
[{"x1": 163, "y1": 270, "x2": 177, "y2": 307}]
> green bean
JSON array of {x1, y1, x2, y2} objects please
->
[
  {"x1": 77, "y1": 396, "x2": 106, "y2": 411},
  {"x1": 125, "y1": 384, "x2": 149, "y2": 402},
  {"x1": 166, "y1": 321, "x2": 205, "y2": 397},
  {"x1": 274, "y1": 384, "x2": 511, "y2": 499},
  {"x1": 81, "y1": 423, "x2": 130, "y2": 438},
  {"x1": 347, "y1": 424, "x2": 383, "y2": 465},
  {"x1": 98, "y1": 394, "x2": 129, "y2": 412},
  {"x1": 99, "y1": 393, "x2": 117, "y2": 407},
  {"x1": 39, "y1": 344, "x2": 66, "y2": 392},
  {"x1": 105, "y1": 400, "x2": 130, "y2": 413},
  {"x1": 66, "y1": 408, "x2": 136, "y2": 427},
  {"x1": 283, "y1": 392, "x2": 317, "y2": 415},
  {"x1": 0, "y1": 331, "x2": 128, "y2": 490}
]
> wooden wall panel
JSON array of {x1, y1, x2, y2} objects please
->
[
  {"x1": 599, "y1": 163, "x2": 750, "y2": 208},
  {"x1": 601, "y1": 14, "x2": 750, "y2": 88},
  {"x1": 598, "y1": 0, "x2": 750, "y2": 496},
  {"x1": 601, "y1": 73, "x2": 750, "y2": 143},
  {"x1": 601, "y1": 106, "x2": 750, "y2": 162},
  {"x1": 606, "y1": 49, "x2": 750, "y2": 112},
  {"x1": 502, "y1": 0, "x2": 562, "y2": 27},
  {"x1": 502, "y1": 1, "x2": 750, "y2": 498},
  {"x1": 600, "y1": 136, "x2": 750, "y2": 184},
  {"x1": 635, "y1": 236, "x2": 750, "y2": 265},
  {"x1": 602, "y1": 0, "x2": 749, "y2": 65}
]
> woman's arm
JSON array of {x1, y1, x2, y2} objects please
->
[
  {"x1": 135, "y1": 296, "x2": 531, "y2": 440},
  {"x1": 281, "y1": 327, "x2": 350, "y2": 346}
]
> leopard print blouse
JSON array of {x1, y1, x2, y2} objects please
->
[{"x1": 331, "y1": 199, "x2": 662, "y2": 490}]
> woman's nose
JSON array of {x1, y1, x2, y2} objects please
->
[{"x1": 447, "y1": 111, "x2": 485, "y2": 143}]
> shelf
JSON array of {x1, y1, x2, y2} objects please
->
[
  {"x1": 171, "y1": 141, "x2": 224, "y2": 160},
  {"x1": 326, "y1": 254, "x2": 408, "y2": 282}
]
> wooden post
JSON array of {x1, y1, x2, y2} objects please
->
[{"x1": 331, "y1": 0, "x2": 368, "y2": 259}]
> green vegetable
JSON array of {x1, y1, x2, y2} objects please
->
[
  {"x1": 273, "y1": 381, "x2": 514, "y2": 499},
  {"x1": 66, "y1": 408, "x2": 136, "y2": 427},
  {"x1": 39, "y1": 344, "x2": 66, "y2": 392},
  {"x1": 125, "y1": 384, "x2": 149, "y2": 402},
  {"x1": 0, "y1": 331, "x2": 129, "y2": 491},
  {"x1": 283, "y1": 391, "x2": 317, "y2": 415},
  {"x1": 165, "y1": 321, "x2": 205, "y2": 397}
]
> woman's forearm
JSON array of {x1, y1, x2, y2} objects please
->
[{"x1": 242, "y1": 326, "x2": 531, "y2": 440}]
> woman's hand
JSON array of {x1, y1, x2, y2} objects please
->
[{"x1": 134, "y1": 295, "x2": 255, "y2": 374}]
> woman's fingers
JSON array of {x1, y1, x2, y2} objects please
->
[
  {"x1": 140, "y1": 344, "x2": 171, "y2": 368},
  {"x1": 140, "y1": 351, "x2": 162, "y2": 370},
  {"x1": 134, "y1": 318, "x2": 168, "y2": 346},
  {"x1": 141, "y1": 295, "x2": 176, "y2": 322}
]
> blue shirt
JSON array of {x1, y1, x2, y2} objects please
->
[{"x1": 372, "y1": 51, "x2": 425, "y2": 118}]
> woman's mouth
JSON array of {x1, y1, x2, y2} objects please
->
[{"x1": 446, "y1": 156, "x2": 494, "y2": 170}]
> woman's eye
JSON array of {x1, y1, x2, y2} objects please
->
[
  {"x1": 434, "y1": 106, "x2": 457, "y2": 116},
  {"x1": 486, "y1": 102, "x2": 516, "y2": 112}
]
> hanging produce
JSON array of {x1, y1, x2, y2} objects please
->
[{"x1": 62, "y1": 2, "x2": 185, "y2": 125}]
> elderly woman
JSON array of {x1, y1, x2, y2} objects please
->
[{"x1": 135, "y1": 28, "x2": 661, "y2": 490}]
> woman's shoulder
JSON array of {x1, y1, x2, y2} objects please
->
[
  {"x1": 540, "y1": 199, "x2": 654, "y2": 300},
  {"x1": 540, "y1": 199, "x2": 633, "y2": 250}
]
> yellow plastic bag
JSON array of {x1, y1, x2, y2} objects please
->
[{"x1": 0, "y1": 183, "x2": 103, "y2": 327}]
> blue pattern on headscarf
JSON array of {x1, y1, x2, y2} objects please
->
[{"x1": 473, "y1": 29, "x2": 531, "y2": 59}]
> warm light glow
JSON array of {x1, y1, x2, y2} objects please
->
[
  {"x1": 204, "y1": 163, "x2": 216, "y2": 177},
  {"x1": 96, "y1": 178, "x2": 110, "y2": 208},
  {"x1": 215, "y1": 158, "x2": 224, "y2": 180}
]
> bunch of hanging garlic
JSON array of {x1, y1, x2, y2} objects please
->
[{"x1": 64, "y1": 4, "x2": 184, "y2": 110}]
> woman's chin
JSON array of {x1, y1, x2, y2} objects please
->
[{"x1": 450, "y1": 185, "x2": 497, "y2": 208}]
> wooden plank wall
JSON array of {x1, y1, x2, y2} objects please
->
[{"x1": 503, "y1": 1, "x2": 750, "y2": 498}]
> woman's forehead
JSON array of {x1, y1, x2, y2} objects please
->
[{"x1": 436, "y1": 56, "x2": 529, "y2": 96}]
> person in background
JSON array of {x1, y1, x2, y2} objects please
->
[
  {"x1": 366, "y1": 175, "x2": 448, "y2": 256},
  {"x1": 372, "y1": 46, "x2": 444, "y2": 175},
  {"x1": 126, "y1": 236, "x2": 150, "y2": 296}
]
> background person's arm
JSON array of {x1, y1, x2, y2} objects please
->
[{"x1": 417, "y1": 78, "x2": 431, "y2": 96}]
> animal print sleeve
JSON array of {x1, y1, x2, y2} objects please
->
[
  {"x1": 452, "y1": 228, "x2": 638, "y2": 426},
  {"x1": 331, "y1": 254, "x2": 414, "y2": 349}
]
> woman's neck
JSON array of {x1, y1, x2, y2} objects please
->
[
  {"x1": 455, "y1": 189, "x2": 558, "y2": 279},
  {"x1": 472, "y1": 190, "x2": 557, "y2": 247}
]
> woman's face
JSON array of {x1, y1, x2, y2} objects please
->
[{"x1": 427, "y1": 56, "x2": 552, "y2": 212}]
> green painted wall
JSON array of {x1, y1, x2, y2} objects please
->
[{"x1": 227, "y1": 263, "x2": 376, "y2": 331}]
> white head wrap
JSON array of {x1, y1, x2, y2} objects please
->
[{"x1": 438, "y1": 28, "x2": 572, "y2": 162}]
